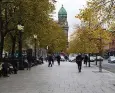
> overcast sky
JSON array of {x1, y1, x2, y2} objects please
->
[{"x1": 53, "y1": 0, "x2": 87, "y2": 37}]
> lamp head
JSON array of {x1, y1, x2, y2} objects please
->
[
  {"x1": 33, "y1": 35, "x2": 37, "y2": 39},
  {"x1": 17, "y1": 24, "x2": 24, "y2": 31}
]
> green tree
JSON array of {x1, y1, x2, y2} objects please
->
[
  {"x1": 46, "y1": 20, "x2": 67, "y2": 53},
  {"x1": 3, "y1": 0, "x2": 66, "y2": 57},
  {"x1": 2, "y1": 0, "x2": 55, "y2": 57}
]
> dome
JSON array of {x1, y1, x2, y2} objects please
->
[{"x1": 58, "y1": 5, "x2": 67, "y2": 17}]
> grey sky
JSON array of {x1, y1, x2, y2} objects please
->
[{"x1": 53, "y1": 0, "x2": 87, "y2": 37}]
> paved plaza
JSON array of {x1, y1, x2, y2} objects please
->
[{"x1": 0, "y1": 62, "x2": 115, "y2": 93}]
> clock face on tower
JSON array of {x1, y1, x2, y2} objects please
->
[{"x1": 64, "y1": 21, "x2": 68, "y2": 26}]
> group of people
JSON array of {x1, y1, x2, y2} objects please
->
[
  {"x1": 0, "y1": 53, "x2": 89, "y2": 77},
  {"x1": 47, "y1": 54, "x2": 61, "y2": 67},
  {"x1": 76, "y1": 54, "x2": 89, "y2": 72},
  {"x1": 46, "y1": 53, "x2": 89, "y2": 72}
]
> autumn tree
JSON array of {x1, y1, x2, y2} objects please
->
[
  {"x1": 0, "y1": 0, "x2": 19, "y2": 58},
  {"x1": 69, "y1": 0, "x2": 111, "y2": 54},
  {"x1": 85, "y1": 0, "x2": 115, "y2": 28},
  {"x1": 68, "y1": 26, "x2": 98, "y2": 54},
  {"x1": 3, "y1": 0, "x2": 66, "y2": 57},
  {"x1": 2, "y1": 0, "x2": 55, "y2": 58}
]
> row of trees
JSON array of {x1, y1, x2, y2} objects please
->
[
  {"x1": 0, "y1": 0, "x2": 67, "y2": 58},
  {"x1": 68, "y1": 0, "x2": 115, "y2": 54}
]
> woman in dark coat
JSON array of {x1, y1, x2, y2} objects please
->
[{"x1": 56, "y1": 55, "x2": 61, "y2": 66}]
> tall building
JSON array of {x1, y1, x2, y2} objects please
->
[{"x1": 58, "y1": 5, "x2": 69, "y2": 47}]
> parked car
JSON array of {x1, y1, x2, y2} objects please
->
[
  {"x1": 69, "y1": 54, "x2": 77, "y2": 62},
  {"x1": 108, "y1": 56, "x2": 115, "y2": 63},
  {"x1": 69, "y1": 56, "x2": 76, "y2": 62},
  {"x1": 60, "y1": 56, "x2": 65, "y2": 61},
  {"x1": 89, "y1": 56, "x2": 95, "y2": 62},
  {"x1": 95, "y1": 56, "x2": 103, "y2": 61}
]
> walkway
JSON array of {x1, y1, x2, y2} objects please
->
[{"x1": 0, "y1": 62, "x2": 115, "y2": 93}]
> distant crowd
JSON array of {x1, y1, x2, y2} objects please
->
[
  {"x1": 0, "y1": 53, "x2": 91, "y2": 78},
  {"x1": 46, "y1": 53, "x2": 89, "y2": 73}
]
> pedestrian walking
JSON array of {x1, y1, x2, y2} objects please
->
[
  {"x1": 65, "y1": 55, "x2": 68, "y2": 61},
  {"x1": 52, "y1": 54, "x2": 55, "y2": 65},
  {"x1": 47, "y1": 54, "x2": 53, "y2": 67},
  {"x1": 2, "y1": 61, "x2": 9, "y2": 77},
  {"x1": 56, "y1": 55, "x2": 61, "y2": 66},
  {"x1": 84, "y1": 55, "x2": 89, "y2": 66},
  {"x1": 76, "y1": 54, "x2": 83, "y2": 72},
  {"x1": 27, "y1": 56, "x2": 32, "y2": 70}
]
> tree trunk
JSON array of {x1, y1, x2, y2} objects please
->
[
  {"x1": 0, "y1": 2, "x2": 3, "y2": 59},
  {"x1": 88, "y1": 53, "x2": 91, "y2": 67},
  {"x1": 11, "y1": 37, "x2": 16, "y2": 59},
  {"x1": 96, "y1": 53, "x2": 97, "y2": 65},
  {"x1": 0, "y1": 36, "x2": 4, "y2": 58}
]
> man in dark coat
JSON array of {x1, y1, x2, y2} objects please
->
[
  {"x1": 2, "y1": 61, "x2": 9, "y2": 77},
  {"x1": 56, "y1": 55, "x2": 61, "y2": 65},
  {"x1": 65, "y1": 55, "x2": 68, "y2": 61},
  {"x1": 84, "y1": 55, "x2": 89, "y2": 66},
  {"x1": 76, "y1": 54, "x2": 83, "y2": 72},
  {"x1": 47, "y1": 54, "x2": 53, "y2": 67}
]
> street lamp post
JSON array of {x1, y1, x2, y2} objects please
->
[
  {"x1": 47, "y1": 46, "x2": 49, "y2": 51},
  {"x1": 33, "y1": 35, "x2": 37, "y2": 60},
  {"x1": 97, "y1": 39, "x2": 103, "y2": 72},
  {"x1": 46, "y1": 46, "x2": 49, "y2": 54},
  {"x1": 17, "y1": 24, "x2": 24, "y2": 70},
  {"x1": 89, "y1": 30, "x2": 103, "y2": 72},
  {"x1": 90, "y1": 37, "x2": 103, "y2": 72}
]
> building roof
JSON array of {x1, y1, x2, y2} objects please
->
[{"x1": 58, "y1": 5, "x2": 67, "y2": 16}]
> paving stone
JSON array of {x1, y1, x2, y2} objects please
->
[{"x1": 0, "y1": 62, "x2": 115, "y2": 93}]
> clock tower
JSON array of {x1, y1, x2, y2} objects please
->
[{"x1": 58, "y1": 5, "x2": 69, "y2": 47}]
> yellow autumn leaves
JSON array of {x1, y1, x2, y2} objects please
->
[
  {"x1": 68, "y1": 26, "x2": 111, "y2": 54},
  {"x1": 68, "y1": 0, "x2": 112, "y2": 54},
  {"x1": 46, "y1": 21, "x2": 67, "y2": 53}
]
